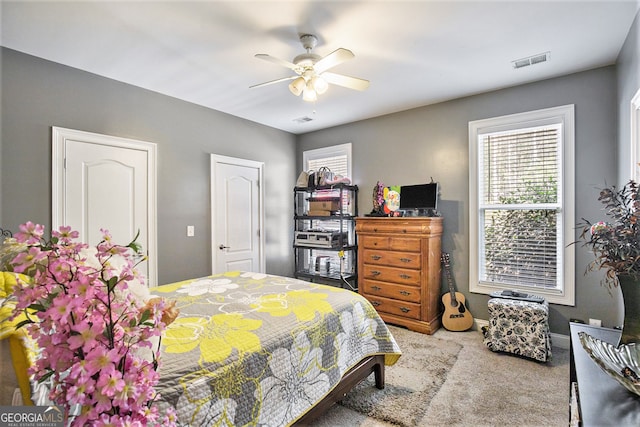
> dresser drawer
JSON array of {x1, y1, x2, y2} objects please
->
[
  {"x1": 361, "y1": 264, "x2": 421, "y2": 286},
  {"x1": 360, "y1": 279, "x2": 421, "y2": 303},
  {"x1": 357, "y1": 221, "x2": 425, "y2": 234},
  {"x1": 363, "y1": 295, "x2": 421, "y2": 320},
  {"x1": 361, "y1": 248, "x2": 420, "y2": 268},
  {"x1": 360, "y1": 236, "x2": 421, "y2": 252}
]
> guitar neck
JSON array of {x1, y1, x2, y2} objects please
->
[{"x1": 441, "y1": 253, "x2": 457, "y2": 304}]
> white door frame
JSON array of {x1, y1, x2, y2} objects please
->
[
  {"x1": 210, "y1": 154, "x2": 265, "y2": 274},
  {"x1": 631, "y1": 88, "x2": 640, "y2": 181},
  {"x1": 51, "y1": 126, "x2": 158, "y2": 286}
]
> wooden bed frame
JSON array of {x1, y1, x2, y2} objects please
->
[{"x1": 294, "y1": 354, "x2": 386, "y2": 425}]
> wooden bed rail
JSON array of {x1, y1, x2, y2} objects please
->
[{"x1": 293, "y1": 354, "x2": 386, "y2": 425}]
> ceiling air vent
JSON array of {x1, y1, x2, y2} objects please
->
[
  {"x1": 512, "y1": 51, "x2": 550, "y2": 69},
  {"x1": 293, "y1": 116, "x2": 314, "y2": 124}
]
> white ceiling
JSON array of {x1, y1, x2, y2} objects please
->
[{"x1": 1, "y1": 1, "x2": 638, "y2": 134}]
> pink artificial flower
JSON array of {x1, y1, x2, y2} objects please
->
[
  {"x1": 10, "y1": 246, "x2": 46, "y2": 273},
  {"x1": 52, "y1": 225, "x2": 80, "y2": 242},
  {"x1": 97, "y1": 368, "x2": 126, "y2": 397},
  {"x1": 84, "y1": 347, "x2": 120, "y2": 377},
  {"x1": 16, "y1": 221, "x2": 45, "y2": 244},
  {"x1": 47, "y1": 293, "x2": 74, "y2": 325},
  {"x1": 68, "y1": 320, "x2": 104, "y2": 352}
]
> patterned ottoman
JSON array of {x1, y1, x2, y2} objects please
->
[{"x1": 483, "y1": 298, "x2": 552, "y2": 362}]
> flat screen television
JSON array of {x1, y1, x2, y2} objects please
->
[{"x1": 399, "y1": 183, "x2": 439, "y2": 214}]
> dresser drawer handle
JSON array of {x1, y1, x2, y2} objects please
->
[
  {"x1": 402, "y1": 229, "x2": 407, "y2": 233},
  {"x1": 371, "y1": 285, "x2": 382, "y2": 291},
  {"x1": 399, "y1": 274, "x2": 411, "y2": 279},
  {"x1": 373, "y1": 228, "x2": 378, "y2": 232},
  {"x1": 400, "y1": 258, "x2": 412, "y2": 263},
  {"x1": 400, "y1": 307, "x2": 411, "y2": 313},
  {"x1": 371, "y1": 301, "x2": 381, "y2": 307},
  {"x1": 371, "y1": 270, "x2": 381, "y2": 276},
  {"x1": 370, "y1": 255, "x2": 382, "y2": 260},
  {"x1": 399, "y1": 290, "x2": 411, "y2": 296}
]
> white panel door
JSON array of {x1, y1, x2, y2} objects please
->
[
  {"x1": 211, "y1": 155, "x2": 264, "y2": 274},
  {"x1": 52, "y1": 127, "x2": 157, "y2": 286}
]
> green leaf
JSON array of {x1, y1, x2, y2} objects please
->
[
  {"x1": 107, "y1": 276, "x2": 119, "y2": 292},
  {"x1": 15, "y1": 318, "x2": 34, "y2": 329},
  {"x1": 139, "y1": 309, "x2": 151, "y2": 324},
  {"x1": 28, "y1": 303, "x2": 46, "y2": 312},
  {"x1": 38, "y1": 370, "x2": 55, "y2": 383},
  {"x1": 128, "y1": 229, "x2": 143, "y2": 253}
]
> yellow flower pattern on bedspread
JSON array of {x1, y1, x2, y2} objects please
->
[{"x1": 153, "y1": 272, "x2": 402, "y2": 427}]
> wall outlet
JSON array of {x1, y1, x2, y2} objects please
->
[
  {"x1": 187, "y1": 225, "x2": 195, "y2": 237},
  {"x1": 589, "y1": 318, "x2": 602, "y2": 327}
]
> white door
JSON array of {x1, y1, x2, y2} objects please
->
[
  {"x1": 52, "y1": 127, "x2": 157, "y2": 286},
  {"x1": 211, "y1": 155, "x2": 264, "y2": 274}
]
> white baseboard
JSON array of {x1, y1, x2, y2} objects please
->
[{"x1": 472, "y1": 318, "x2": 570, "y2": 350}]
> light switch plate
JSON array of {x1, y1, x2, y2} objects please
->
[{"x1": 187, "y1": 225, "x2": 195, "y2": 237}]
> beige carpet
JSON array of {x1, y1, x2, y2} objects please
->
[{"x1": 313, "y1": 325, "x2": 569, "y2": 427}]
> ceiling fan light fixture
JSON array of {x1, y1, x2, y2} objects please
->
[
  {"x1": 302, "y1": 84, "x2": 317, "y2": 102},
  {"x1": 254, "y1": 33, "x2": 368, "y2": 102},
  {"x1": 289, "y1": 77, "x2": 305, "y2": 96},
  {"x1": 311, "y1": 75, "x2": 328, "y2": 94}
]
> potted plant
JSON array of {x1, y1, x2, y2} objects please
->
[
  {"x1": 578, "y1": 180, "x2": 640, "y2": 344},
  {"x1": 3, "y1": 222, "x2": 178, "y2": 426}
]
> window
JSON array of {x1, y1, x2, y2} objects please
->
[
  {"x1": 301, "y1": 143, "x2": 353, "y2": 274},
  {"x1": 303, "y1": 143, "x2": 351, "y2": 178},
  {"x1": 469, "y1": 105, "x2": 575, "y2": 305}
]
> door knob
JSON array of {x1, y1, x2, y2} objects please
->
[{"x1": 219, "y1": 244, "x2": 230, "y2": 250}]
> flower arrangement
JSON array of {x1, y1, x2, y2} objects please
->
[
  {"x1": 6, "y1": 222, "x2": 177, "y2": 426},
  {"x1": 578, "y1": 180, "x2": 640, "y2": 288}
]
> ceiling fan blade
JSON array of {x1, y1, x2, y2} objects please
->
[
  {"x1": 314, "y1": 48, "x2": 355, "y2": 74},
  {"x1": 249, "y1": 75, "x2": 297, "y2": 89},
  {"x1": 322, "y1": 72, "x2": 370, "y2": 91},
  {"x1": 255, "y1": 54, "x2": 300, "y2": 71}
]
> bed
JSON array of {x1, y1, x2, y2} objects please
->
[{"x1": 151, "y1": 271, "x2": 402, "y2": 426}]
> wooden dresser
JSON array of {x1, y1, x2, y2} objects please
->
[{"x1": 355, "y1": 217, "x2": 443, "y2": 334}]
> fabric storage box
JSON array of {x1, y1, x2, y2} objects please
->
[{"x1": 483, "y1": 298, "x2": 552, "y2": 362}]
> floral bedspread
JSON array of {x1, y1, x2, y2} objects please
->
[{"x1": 151, "y1": 271, "x2": 402, "y2": 427}]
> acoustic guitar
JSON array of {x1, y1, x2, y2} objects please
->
[{"x1": 441, "y1": 252, "x2": 474, "y2": 331}]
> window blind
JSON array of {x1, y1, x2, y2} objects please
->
[
  {"x1": 308, "y1": 154, "x2": 348, "y2": 176},
  {"x1": 480, "y1": 125, "x2": 561, "y2": 289},
  {"x1": 305, "y1": 152, "x2": 351, "y2": 271}
]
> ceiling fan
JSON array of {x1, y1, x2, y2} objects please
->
[{"x1": 250, "y1": 34, "x2": 370, "y2": 102}]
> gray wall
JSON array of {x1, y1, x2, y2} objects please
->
[
  {"x1": 297, "y1": 66, "x2": 620, "y2": 336},
  {"x1": 0, "y1": 47, "x2": 297, "y2": 284}
]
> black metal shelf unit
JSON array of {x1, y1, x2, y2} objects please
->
[{"x1": 293, "y1": 184, "x2": 358, "y2": 289}]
